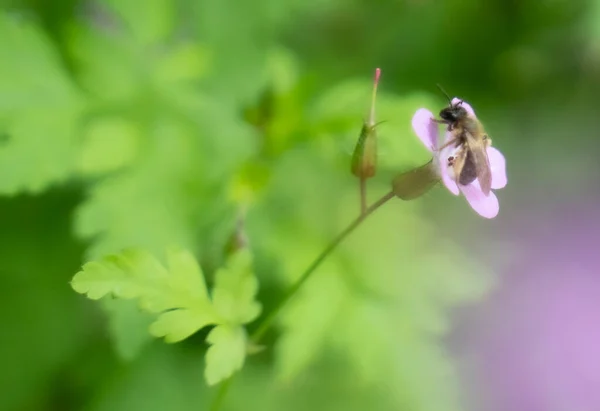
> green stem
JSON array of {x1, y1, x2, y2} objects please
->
[
  {"x1": 250, "y1": 190, "x2": 394, "y2": 343},
  {"x1": 210, "y1": 376, "x2": 234, "y2": 411},
  {"x1": 359, "y1": 177, "x2": 367, "y2": 215},
  {"x1": 209, "y1": 190, "x2": 395, "y2": 411}
]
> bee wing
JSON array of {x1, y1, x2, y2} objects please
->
[
  {"x1": 451, "y1": 145, "x2": 469, "y2": 180},
  {"x1": 464, "y1": 132, "x2": 492, "y2": 196}
]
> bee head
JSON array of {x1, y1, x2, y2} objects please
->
[
  {"x1": 435, "y1": 84, "x2": 468, "y2": 123},
  {"x1": 439, "y1": 101, "x2": 467, "y2": 122}
]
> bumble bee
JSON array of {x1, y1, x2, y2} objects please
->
[{"x1": 434, "y1": 86, "x2": 492, "y2": 196}]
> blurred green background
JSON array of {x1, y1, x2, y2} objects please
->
[{"x1": 1, "y1": 0, "x2": 598, "y2": 410}]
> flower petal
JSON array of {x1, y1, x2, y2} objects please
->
[
  {"x1": 438, "y1": 145, "x2": 460, "y2": 196},
  {"x1": 459, "y1": 181, "x2": 499, "y2": 219},
  {"x1": 442, "y1": 169, "x2": 460, "y2": 195},
  {"x1": 440, "y1": 129, "x2": 457, "y2": 151},
  {"x1": 411, "y1": 108, "x2": 438, "y2": 152},
  {"x1": 451, "y1": 97, "x2": 476, "y2": 117},
  {"x1": 487, "y1": 146, "x2": 507, "y2": 189},
  {"x1": 443, "y1": 128, "x2": 452, "y2": 144}
]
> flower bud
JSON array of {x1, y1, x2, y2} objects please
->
[
  {"x1": 392, "y1": 159, "x2": 440, "y2": 200},
  {"x1": 351, "y1": 68, "x2": 380, "y2": 179}
]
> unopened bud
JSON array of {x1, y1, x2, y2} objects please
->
[
  {"x1": 392, "y1": 159, "x2": 440, "y2": 200},
  {"x1": 351, "y1": 68, "x2": 380, "y2": 179}
]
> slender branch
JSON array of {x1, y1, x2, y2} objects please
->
[
  {"x1": 209, "y1": 190, "x2": 395, "y2": 411},
  {"x1": 210, "y1": 376, "x2": 234, "y2": 411},
  {"x1": 359, "y1": 177, "x2": 367, "y2": 215},
  {"x1": 250, "y1": 190, "x2": 394, "y2": 343}
]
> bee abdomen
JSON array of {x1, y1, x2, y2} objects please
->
[{"x1": 458, "y1": 149, "x2": 478, "y2": 186}]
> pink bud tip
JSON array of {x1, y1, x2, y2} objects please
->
[
  {"x1": 374, "y1": 68, "x2": 381, "y2": 86},
  {"x1": 368, "y1": 68, "x2": 381, "y2": 126}
]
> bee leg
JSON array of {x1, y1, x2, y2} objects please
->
[
  {"x1": 437, "y1": 137, "x2": 459, "y2": 151},
  {"x1": 432, "y1": 118, "x2": 456, "y2": 132}
]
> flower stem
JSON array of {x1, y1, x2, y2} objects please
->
[
  {"x1": 209, "y1": 376, "x2": 234, "y2": 411},
  {"x1": 209, "y1": 190, "x2": 395, "y2": 411},
  {"x1": 250, "y1": 189, "x2": 394, "y2": 343},
  {"x1": 359, "y1": 177, "x2": 367, "y2": 215}
]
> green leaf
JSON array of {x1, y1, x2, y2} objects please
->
[
  {"x1": 104, "y1": 0, "x2": 174, "y2": 45},
  {"x1": 72, "y1": 247, "x2": 218, "y2": 339},
  {"x1": 74, "y1": 115, "x2": 252, "y2": 259},
  {"x1": 76, "y1": 117, "x2": 140, "y2": 176},
  {"x1": 72, "y1": 247, "x2": 262, "y2": 385},
  {"x1": 67, "y1": 9, "x2": 210, "y2": 108},
  {"x1": 204, "y1": 325, "x2": 247, "y2": 386},
  {"x1": 0, "y1": 14, "x2": 84, "y2": 194},
  {"x1": 68, "y1": 8, "x2": 254, "y2": 357},
  {"x1": 104, "y1": 299, "x2": 154, "y2": 360},
  {"x1": 67, "y1": 21, "x2": 139, "y2": 103},
  {"x1": 149, "y1": 309, "x2": 215, "y2": 344},
  {"x1": 212, "y1": 249, "x2": 262, "y2": 324}
]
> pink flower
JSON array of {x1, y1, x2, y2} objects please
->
[{"x1": 411, "y1": 98, "x2": 507, "y2": 218}]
